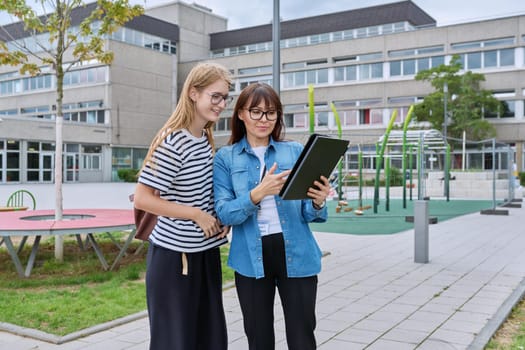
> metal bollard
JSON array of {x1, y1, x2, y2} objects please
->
[{"x1": 414, "y1": 200, "x2": 429, "y2": 263}]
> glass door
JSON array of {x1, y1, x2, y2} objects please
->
[
  {"x1": 41, "y1": 152, "x2": 54, "y2": 182},
  {"x1": 65, "y1": 154, "x2": 79, "y2": 182}
]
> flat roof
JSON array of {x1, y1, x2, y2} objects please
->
[
  {"x1": 0, "y1": 2, "x2": 179, "y2": 43},
  {"x1": 210, "y1": 0, "x2": 436, "y2": 50}
]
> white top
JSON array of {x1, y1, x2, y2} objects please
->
[{"x1": 252, "y1": 146, "x2": 283, "y2": 236}]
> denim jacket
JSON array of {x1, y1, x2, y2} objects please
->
[{"x1": 213, "y1": 136, "x2": 327, "y2": 279}]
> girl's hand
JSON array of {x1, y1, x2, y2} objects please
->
[
  {"x1": 215, "y1": 224, "x2": 231, "y2": 239},
  {"x1": 194, "y1": 210, "x2": 222, "y2": 238}
]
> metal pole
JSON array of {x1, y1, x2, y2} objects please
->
[
  {"x1": 443, "y1": 82, "x2": 448, "y2": 198},
  {"x1": 492, "y1": 138, "x2": 496, "y2": 210},
  {"x1": 385, "y1": 155, "x2": 390, "y2": 211},
  {"x1": 409, "y1": 145, "x2": 413, "y2": 201},
  {"x1": 272, "y1": 0, "x2": 280, "y2": 95},
  {"x1": 414, "y1": 200, "x2": 429, "y2": 263},
  {"x1": 508, "y1": 144, "x2": 514, "y2": 201},
  {"x1": 445, "y1": 144, "x2": 450, "y2": 202},
  {"x1": 462, "y1": 130, "x2": 466, "y2": 171},
  {"x1": 418, "y1": 133, "x2": 424, "y2": 200}
]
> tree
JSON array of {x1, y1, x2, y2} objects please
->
[
  {"x1": 413, "y1": 55, "x2": 501, "y2": 141},
  {"x1": 0, "y1": 0, "x2": 144, "y2": 260}
]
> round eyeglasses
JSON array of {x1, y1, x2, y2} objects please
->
[
  {"x1": 244, "y1": 108, "x2": 279, "y2": 121},
  {"x1": 205, "y1": 92, "x2": 234, "y2": 106}
]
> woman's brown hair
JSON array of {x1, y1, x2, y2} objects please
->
[{"x1": 229, "y1": 82, "x2": 285, "y2": 145}]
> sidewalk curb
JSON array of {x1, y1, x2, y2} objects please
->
[
  {"x1": 0, "y1": 311, "x2": 148, "y2": 344},
  {"x1": 468, "y1": 276, "x2": 525, "y2": 350},
  {"x1": 0, "y1": 282, "x2": 238, "y2": 344}
]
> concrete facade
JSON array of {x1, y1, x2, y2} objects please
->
[
  {"x1": 0, "y1": 1, "x2": 524, "y2": 184},
  {"x1": 145, "y1": 2, "x2": 227, "y2": 63},
  {"x1": 204, "y1": 15, "x2": 525, "y2": 150}
]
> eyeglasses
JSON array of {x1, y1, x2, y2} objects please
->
[
  {"x1": 205, "y1": 92, "x2": 234, "y2": 106},
  {"x1": 244, "y1": 108, "x2": 279, "y2": 121}
]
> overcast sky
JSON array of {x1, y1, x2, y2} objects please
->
[
  {"x1": 1, "y1": 0, "x2": 525, "y2": 29},
  {"x1": 137, "y1": 0, "x2": 525, "y2": 30}
]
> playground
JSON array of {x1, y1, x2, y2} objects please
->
[
  {"x1": 313, "y1": 105, "x2": 522, "y2": 236},
  {"x1": 311, "y1": 197, "x2": 496, "y2": 235}
]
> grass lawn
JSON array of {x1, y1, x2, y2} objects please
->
[
  {"x1": 485, "y1": 297, "x2": 525, "y2": 349},
  {"x1": 0, "y1": 232, "x2": 233, "y2": 336}
]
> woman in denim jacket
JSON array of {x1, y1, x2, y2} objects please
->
[{"x1": 214, "y1": 82, "x2": 330, "y2": 350}]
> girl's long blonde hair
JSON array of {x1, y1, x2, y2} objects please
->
[{"x1": 141, "y1": 62, "x2": 232, "y2": 171}]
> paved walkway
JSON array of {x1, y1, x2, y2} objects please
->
[{"x1": 0, "y1": 183, "x2": 524, "y2": 349}]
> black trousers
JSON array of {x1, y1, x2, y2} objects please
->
[
  {"x1": 146, "y1": 244, "x2": 227, "y2": 350},
  {"x1": 235, "y1": 233, "x2": 318, "y2": 350}
]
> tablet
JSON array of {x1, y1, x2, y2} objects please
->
[{"x1": 279, "y1": 134, "x2": 349, "y2": 200}]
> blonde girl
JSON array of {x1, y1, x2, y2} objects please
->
[{"x1": 134, "y1": 62, "x2": 232, "y2": 350}]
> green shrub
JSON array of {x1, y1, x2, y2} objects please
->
[
  {"x1": 519, "y1": 172, "x2": 525, "y2": 186},
  {"x1": 117, "y1": 168, "x2": 139, "y2": 182},
  {"x1": 389, "y1": 167, "x2": 403, "y2": 186}
]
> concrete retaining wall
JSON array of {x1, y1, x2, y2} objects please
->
[{"x1": 424, "y1": 171, "x2": 522, "y2": 200}]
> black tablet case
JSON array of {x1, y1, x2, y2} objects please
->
[{"x1": 279, "y1": 134, "x2": 349, "y2": 200}]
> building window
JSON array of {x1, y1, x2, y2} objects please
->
[
  {"x1": 389, "y1": 45, "x2": 444, "y2": 58},
  {"x1": 332, "y1": 100, "x2": 358, "y2": 126},
  {"x1": 112, "y1": 148, "x2": 131, "y2": 169},
  {"x1": 359, "y1": 109, "x2": 371, "y2": 124},
  {"x1": 484, "y1": 50, "x2": 498, "y2": 67},
  {"x1": 112, "y1": 147, "x2": 147, "y2": 171},
  {"x1": 316, "y1": 111, "x2": 329, "y2": 127},
  {"x1": 341, "y1": 110, "x2": 358, "y2": 126},
  {"x1": 26, "y1": 142, "x2": 40, "y2": 182},
  {"x1": 347, "y1": 65, "x2": 358, "y2": 80},
  {"x1": 451, "y1": 41, "x2": 482, "y2": 50},
  {"x1": 334, "y1": 65, "x2": 357, "y2": 82},
  {"x1": 64, "y1": 66, "x2": 107, "y2": 86},
  {"x1": 401, "y1": 60, "x2": 418, "y2": 76},
  {"x1": 467, "y1": 52, "x2": 482, "y2": 69},
  {"x1": 238, "y1": 66, "x2": 272, "y2": 75},
  {"x1": 112, "y1": 27, "x2": 176, "y2": 55},
  {"x1": 283, "y1": 114, "x2": 294, "y2": 128},
  {"x1": 62, "y1": 100, "x2": 105, "y2": 124},
  {"x1": 20, "y1": 105, "x2": 53, "y2": 120},
  {"x1": 390, "y1": 55, "x2": 444, "y2": 77},
  {"x1": 1, "y1": 65, "x2": 108, "y2": 98},
  {"x1": 282, "y1": 104, "x2": 309, "y2": 129},
  {"x1": 211, "y1": 21, "x2": 414, "y2": 58},
  {"x1": 0, "y1": 109, "x2": 18, "y2": 116},
  {"x1": 211, "y1": 49, "x2": 224, "y2": 57},
  {"x1": 334, "y1": 63, "x2": 383, "y2": 82},
  {"x1": 5, "y1": 140, "x2": 20, "y2": 182},
  {"x1": 239, "y1": 76, "x2": 272, "y2": 91},
  {"x1": 293, "y1": 113, "x2": 307, "y2": 128},
  {"x1": 451, "y1": 37, "x2": 514, "y2": 51},
  {"x1": 283, "y1": 68, "x2": 328, "y2": 88},
  {"x1": 485, "y1": 91, "x2": 516, "y2": 119},
  {"x1": 460, "y1": 49, "x2": 515, "y2": 70},
  {"x1": 484, "y1": 37, "x2": 515, "y2": 47},
  {"x1": 390, "y1": 61, "x2": 401, "y2": 76},
  {"x1": 403, "y1": 59, "x2": 417, "y2": 75},
  {"x1": 214, "y1": 117, "x2": 231, "y2": 132},
  {"x1": 360, "y1": 63, "x2": 383, "y2": 79},
  {"x1": 499, "y1": 48, "x2": 514, "y2": 66},
  {"x1": 431, "y1": 56, "x2": 444, "y2": 67},
  {"x1": 500, "y1": 101, "x2": 516, "y2": 118}
]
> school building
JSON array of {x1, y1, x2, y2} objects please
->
[{"x1": 0, "y1": 0, "x2": 524, "y2": 183}]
